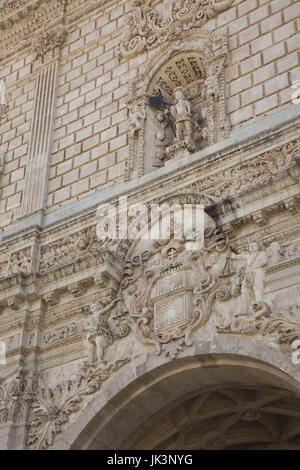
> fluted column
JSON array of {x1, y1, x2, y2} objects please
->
[{"x1": 20, "y1": 26, "x2": 66, "y2": 218}]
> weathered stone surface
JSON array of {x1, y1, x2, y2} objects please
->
[{"x1": 0, "y1": 0, "x2": 299, "y2": 451}]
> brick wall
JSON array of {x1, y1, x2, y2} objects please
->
[
  {"x1": 0, "y1": 0, "x2": 300, "y2": 228},
  {"x1": 219, "y1": 0, "x2": 300, "y2": 126},
  {"x1": 0, "y1": 56, "x2": 35, "y2": 228}
]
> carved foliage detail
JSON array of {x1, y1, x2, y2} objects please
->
[
  {"x1": 27, "y1": 359, "x2": 129, "y2": 450},
  {"x1": 31, "y1": 26, "x2": 67, "y2": 62}
]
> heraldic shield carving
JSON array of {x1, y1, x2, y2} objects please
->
[{"x1": 118, "y1": 204, "x2": 235, "y2": 358}]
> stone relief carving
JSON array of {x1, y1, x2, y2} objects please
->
[
  {"x1": 31, "y1": 25, "x2": 67, "y2": 62},
  {"x1": 185, "y1": 139, "x2": 300, "y2": 200},
  {"x1": 226, "y1": 241, "x2": 270, "y2": 315},
  {"x1": 119, "y1": 225, "x2": 233, "y2": 359},
  {"x1": 126, "y1": 32, "x2": 229, "y2": 178},
  {"x1": 118, "y1": 0, "x2": 234, "y2": 58},
  {"x1": 83, "y1": 295, "x2": 130, "y2": 365},
  {"x1": 213, "y1": 242, "x2": 300, "y2": 352},
  {"x1": 79, "y1": 213, "x2": 299, "y2": 360},
  {"x1": 129, "y1": 104, "x2": 146, "y2": 138},
  {"x1": 0, "y1": 248, "x2": 31, "y2": 278},
  {"x1": 40, "y1": 226, "x2": 110, "y2": 272},
  {"x1": 27, "y1": 358, "x2": 130, "y2": 450},
  {"x1": 43, "y1": 323, "x2": 77, "y2": 346},
  {"x1": 0, "y1": 370, "x2": 37, "y2": 426},
  {"x1": 0, "y1": 0, "x2": 40, "y2": 29}
]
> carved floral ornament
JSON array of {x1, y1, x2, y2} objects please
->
[
  {"x1": 0, "y1": 370, "x2": 37, "y2": 426},
  {"x1": 126, "y1": 32, "x2": 230, "y2": 179},
  {"x1": 76, "y1": 200, "x2": 300, "y2": 365},
  {"x1": 118, "y1": 0, "x2": 234, "y2": 58},
  {"x1": 0, "y1": 198, "x2": 298, "y2": 450},
  {"x1": 31, "y1": 25, "x2": 67, "y2": 62},
  {"x1": 25, "y1": 204, "x2": 300, "y2": 449}
]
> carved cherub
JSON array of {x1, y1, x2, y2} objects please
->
[
  {"x1": 153, "y1": 128, "x2": 169, "y2": 167},
  {"x1": 204, "y1": 62, "x2": 223, "y2": 99},
  {"x1": 83, "y1": 302, "x2": 114, "y2": 365},
  {"x1": 227, "y1": 241, "x2": 269, "y2": 316},
  {"x1": 129, "y1": 105, "x2": 146, "y2": 138}
]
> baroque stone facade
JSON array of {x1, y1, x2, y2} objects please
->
[{"x1": 0, "y1": 0, "x2": 300, "y2": 451}]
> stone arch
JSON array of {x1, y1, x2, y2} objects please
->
[
  {"x1": 53, "y1": 339, "x2": 300, "y2": 450},
  {"x1": 140, "y1": 34, "x2": 215, "y2": 96},
  {"x1": 127, "y1": 32, "x2": 230, "y2": 179}
]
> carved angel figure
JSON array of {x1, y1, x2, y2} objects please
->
[
  {"x1": 83, "y1": 303, "x2": 113, "y2": 364},
  {"x1": 227, "y1": 242, "x2": 269, "y2": 316},
  {"x1": 129, "y1": 105, "x2": 146, "y2": 138},
  {"x1": 205, "y1": 62, "x2": 223, "y2": 99}
]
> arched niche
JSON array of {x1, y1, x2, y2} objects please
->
[
  {"x1": 53, "y1": 352, "x2": 300, "y2": 450},
  {"x1": 126, "y1": 32, "x2": 230, "y2": 180}
]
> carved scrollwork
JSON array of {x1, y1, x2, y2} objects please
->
[
  {"x1": 119, "y1": 0, "x2": 234, "y2": 58},
  {"x1": 120, "y1": 227, "x2": 231, "y2": 358},
  {"x1": 187, "y1": 139, "x2": 300, "y2": 200},
  {"x1": 27, "y1": 359, "x2": 130, "y2": 450}
]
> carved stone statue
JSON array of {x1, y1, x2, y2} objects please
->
[
  {"x1": 205, "y1": 63, "x2": 223, "y2": 99},
  {"x1": 83, "y1": 302, "x2": 114, "y2": 364},
  {"x1": 129, "y1": 105, "x2": 146, "y2": 138},
  {"x1": 169, "y1": 87, "x2": 194, "y2": 143},
  {"x1": 227, "y1": 242, "x2": 269, "y2": 315}
]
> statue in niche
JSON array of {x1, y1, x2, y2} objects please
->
[
  {"x1": 153, "y1": 110, "x2": 169, "y2": 167},
  {"x1": 149, "y1": 86, "x2": 207, "y2": 162},
  {"x1": 204, "y1": 62, "x2": 223, "y2": 99},
  {"x1": 129, "y1": 104, "x2": 146, "y2": 138},
  {"x1": 168, "y1": 87, "x2": 194, "y2": 143}
]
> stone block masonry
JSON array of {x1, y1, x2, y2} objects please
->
[{"x1": 0, "y1": 0, "x2": 299, "y2": 227}]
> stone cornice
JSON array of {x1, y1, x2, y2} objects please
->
[
  {"x1": 0, "y1": 0, "x2": 120, "y2": 60},
  {"x1": 2, "y1": 102, "x2": 300, "y2": 245}
]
